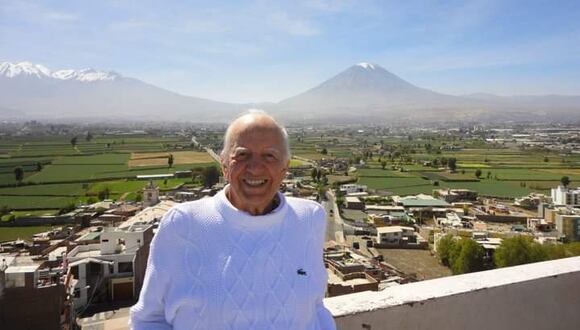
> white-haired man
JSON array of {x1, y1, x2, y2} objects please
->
[{"x1": 130, "y1": 111, "x2": 336, "y2": 329}]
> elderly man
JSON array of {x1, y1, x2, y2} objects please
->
[{"x1": 130, "y1": 111, "x2": 336, "y2": 330}]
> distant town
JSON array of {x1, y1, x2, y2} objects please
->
[{"x1": 1, "y1": 120, "x2": 579, "y2": 329}]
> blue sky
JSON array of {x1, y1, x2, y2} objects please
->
[{"x1": 1, "y1": 0, "x2": 579, "y2": 103}]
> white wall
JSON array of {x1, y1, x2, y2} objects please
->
[{"x1": 326, "y1": 256, "x2": 580, "y2": 330}]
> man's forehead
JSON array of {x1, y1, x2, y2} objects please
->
[{"x1": 231, "y1": 121, "x2": 283, "y2": 141}]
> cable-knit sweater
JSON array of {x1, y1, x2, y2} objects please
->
[{"x1": 130, "y1": 188, "x2": 336, "y2": 330}]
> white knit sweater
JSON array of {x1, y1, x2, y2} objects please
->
[{"x1": 130, "y1": 189, "x2": 336, "y2": 330}]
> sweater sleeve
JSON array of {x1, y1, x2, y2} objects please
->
[
  {"x1": 129, "y1": 208, "x2": 181, "y2": 330},
  {"x1": 312, "y1": 204, "x2": 337, "y2": 330}
]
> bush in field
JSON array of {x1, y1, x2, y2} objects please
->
[
  {"x1": 560, "y1": 176, "x2": 571, "y2": 187},
  {"x1": 98, "y1": 187, "x2": 111, "y2": 200},
  {"x1": 14, "y1": 166, "x2": 24, "y2": 184}
]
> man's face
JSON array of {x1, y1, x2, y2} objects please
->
[{"x1": 221, "y1": 123, "x2": 288, "y2": 215}]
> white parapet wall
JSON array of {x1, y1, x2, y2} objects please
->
[{"x1": 325, "y1": 256, "x2": 580, "y2": 330}]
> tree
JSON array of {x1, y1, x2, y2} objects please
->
[
  {"x1": 561, "y1": 176, "x2": 571, "y2": 187},
  {"x1": 381, "y1": 160, "x2": 387, "y2": 170},
  {"x1": 86, "y1": 131, "x2": 93, "y2": 142},
  {"x1": 448, "y1": 157, "x2": 457, "y2": 172},
  {"x1": 475, "y1": 169, "x2": 482, "y2": 179},
  {"x1": 451, "y1": 239, "x2": 485, "y2": 274},
  {"x1": 35, "y1": 162, "x2": 43, "y2": 172},
  {"x1": 437, "y1": 234, "x2": 456, "y2": 266},
  {"x1": 438, "y1": 236, "x2": 486, "y2": 274},
  {"x1": 543, "y1": 156, "x2": 549, "y2": 162},
  {"x1": 202, "y1": 166, "x2": 220, "y2": 188},
  {"x1": 494, "y1": 236, "x2": 548, "y2": 268},
  {"x1": 321, "y1": 148, "x2": 328, "y2": 155},
  {"x1": 70, "y1": 136, "x2": 78, "y2": 148},
  {"x1": 168, "y1": 154, "x2": 174, "y2": 168},
  {"x1": 14, "y1": 166, "x2": 24, "y2": 184},
  {"x1": 97, "y1": 187, "x2": 111, "y2": 201},
  {"x1": 311, "y1": 168, "x2": 318, "y2": 182}
]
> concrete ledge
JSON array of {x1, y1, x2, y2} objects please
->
[{"x1": 325, "y1": 256, "x2": 580, "y2": 330}]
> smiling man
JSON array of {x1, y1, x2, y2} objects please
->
[{"x1": 130, "y1": 111, "x2": 336, "y2": 330}]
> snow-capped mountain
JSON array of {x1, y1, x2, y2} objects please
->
[
  {"x1": 0, "y1": 62, "x2": 120, "y2": 82},
  {"x1": 274, "y1": 62, "x2": 580, "y2": 123},
  {"x1": 275, "y1": 62, "x2": 482, "y2": 122},
  {"x1": 0, "y1": 61, "x2": 242, "y2": 121}
]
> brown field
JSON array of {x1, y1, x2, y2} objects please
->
[
  {"x1": 128, "y1": 151, "x2": 215, "y2": 167},
  {"x1": 376, "y1": 248, "x2": 452, "y2": 280}
]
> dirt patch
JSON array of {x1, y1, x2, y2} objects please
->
[
  {"x1": 376, "y1": 248, "x2": 452, "y2": 280},
  {"x1": 128, "y1": 151, "x2": 215, "y2": 167}
]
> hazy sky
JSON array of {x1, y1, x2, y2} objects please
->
[{"x1": 1, "y1": 0, "x2": 579, "y2": 103}]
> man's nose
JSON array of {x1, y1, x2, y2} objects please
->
[{"x1": 246, "y1": 155, "x2": 265, "y2": 172}]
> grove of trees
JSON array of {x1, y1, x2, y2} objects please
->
[
  {"x1": 436, "y1": 235, "x2": 486, "y2": 275},
  {"x1": 438, "y1": 234, "x2": 580, "y2": 274}
]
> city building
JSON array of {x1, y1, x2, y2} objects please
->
[
  {"x1": 344, "y1": 196, "x2": 365, "y2": 210},
  {"x1": 555, "y1": 214, "x2": 580, "y2": 242},
  {"x1": 340, "y1": 184, "x2": 367, "y2": 195},
  {"x1": 65, "y1": 224, "x2": 154, "y2": 310},
  {"x1": 434, "y1": 189, "x2": 478, "y2": 203},
  {"x1": 551, "y1": 185, "x2": 580, "y2": 206}
]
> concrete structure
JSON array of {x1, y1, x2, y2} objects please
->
[
  {"x1": 340, "y1": 184, "x2": 367, "y2": 195},
  {"x1": 555, "y1": 214, "x2": 580, "y2": 241},
  {"x1": 74, "y1": 257, "x2": 580, "y2": 330},
  {"x1": 392, "y1": 194, "x2": 450, "y2": 208},
  {"x1": 344, "y1": 196, "x2": 365, "y2": 210},
  {"x1": 434, "y1": 189, "x2": 478, "y2": 203},
  {"x1": 326, "y1": 257, "x2": 580, "y2": 330},
  {"x1": 551, "y1": 185, "x2": 580, "y2": 206},
  {"x1": 118, "y1": 200, "x2": 177, "y2": 230},
  {"x1": 142, "y1": 181, "x2": 160, "y2": 207},
  {"x1": 65, "y1": 224, "x2": 154, "y2": 310},
  {"x1": 0, "y1": 255, "x2": 66, "y2": 330},
  {"x1": 376, "y1": 226, "x2": 416, "y2": 244}
]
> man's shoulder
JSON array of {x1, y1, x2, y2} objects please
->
[
  {"x1": 159, "y1": 196, "x2": 220, "y2": 230},
  {"x1": 285, "y1": 196, "x2": 323, "y2": 211}
]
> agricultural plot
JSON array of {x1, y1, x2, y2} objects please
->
[
  {"x1": 0, "y1": 226, "x2": 53, "y2": 242},
  {"x1": 357, "y1": 168, "x2": 415, "y2": 178},
  {"x1": 358, "y1": 176, "x2": 434, "y2": 194},
  {"x1": 0, "y1": 195, "x2": 77, "y2": 210},
  {"x1": 26, "y1": 154, "x2": 130, "y2": 183},
  {"x1": 128, "y1": 151, "x2": 214, "y2": 167}
]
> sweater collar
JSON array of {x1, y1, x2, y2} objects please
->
[{"x1": 214, "y1": 186, "x2": 288, "y2": 230}]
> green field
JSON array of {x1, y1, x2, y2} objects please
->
[
  {"x1": 0, "y1": 226, "x2": 53, "y2": 242},
  {"x1": 0, "y1": 133, "x2": 217, "y2": 210}
]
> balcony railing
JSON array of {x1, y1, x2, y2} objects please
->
[
  {"x1": 325, "y1": 256, "x2": 580, "y2": 330},
  {"x1": 79, "y1": 256, "x2": 580, "y2": 329}
]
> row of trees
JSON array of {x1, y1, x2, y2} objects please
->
[{"x1": 437, "y1": 234, "x2": 580, "y2": 275}]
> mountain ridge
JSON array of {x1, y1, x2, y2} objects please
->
[{"x1": 1, "y1": 60, "x2": 579, "y2": 123}]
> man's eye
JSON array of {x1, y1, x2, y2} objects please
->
[{"x1": 234, "y1": 151, "x2": 248, "y2": 159}]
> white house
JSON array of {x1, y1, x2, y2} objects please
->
[
  {"x1": 340, "y1": 184, "x2": 368, "y2": 195},
  {"x1": 376, "y1": 226, "x2": 416, "y2": 244}
]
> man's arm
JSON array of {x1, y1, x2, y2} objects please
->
[
  {"x1": 313, "y1": 205, "x2": 337, "y2": 330},
  {"x1": 129, "y1": 209, "x2": 179, "y2": 330}
]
